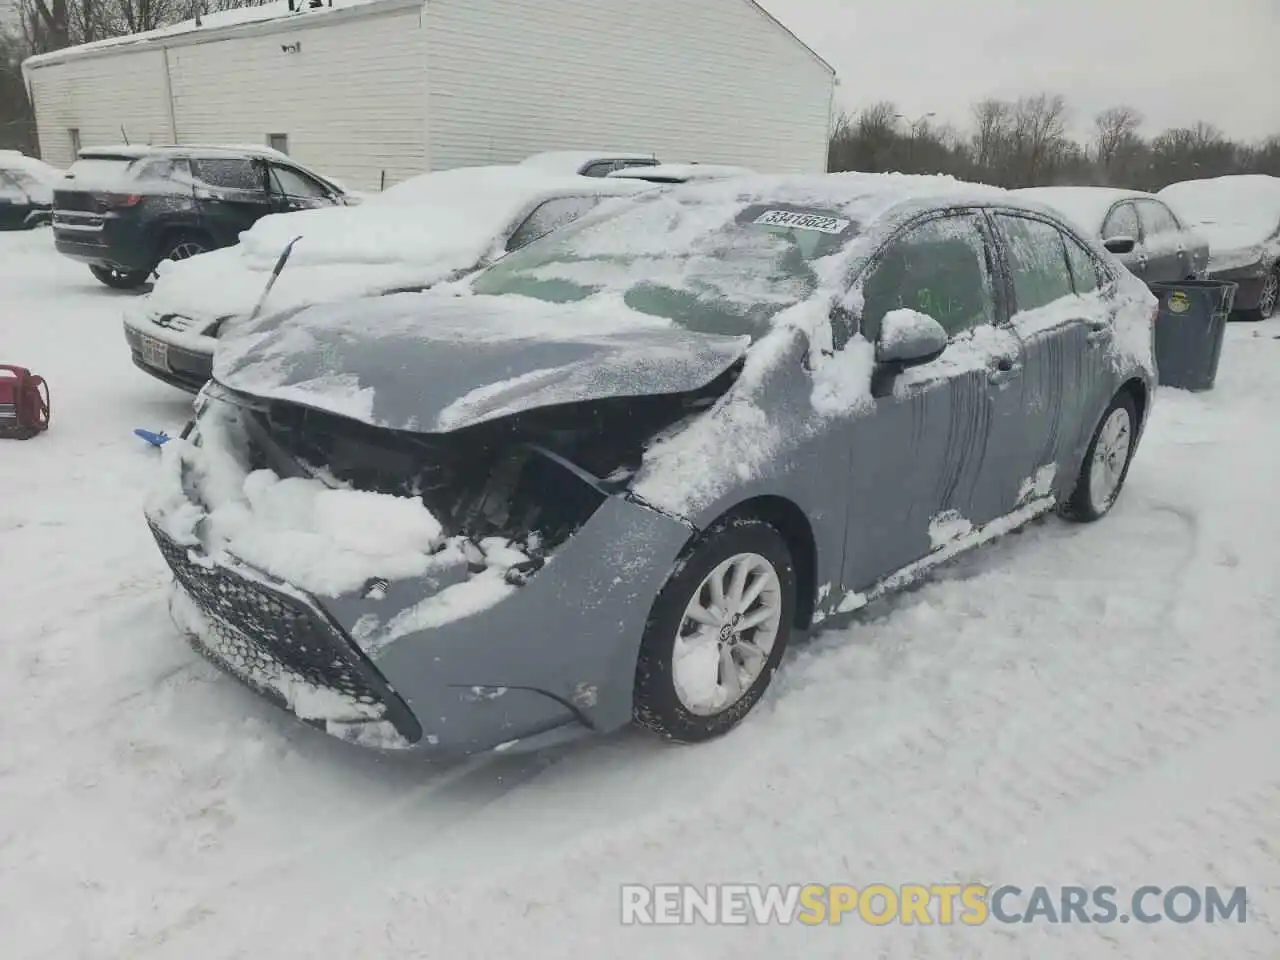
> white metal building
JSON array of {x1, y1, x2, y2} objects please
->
[{"x1": 21, "y1": 0, "x2": 835, "y2": 191}]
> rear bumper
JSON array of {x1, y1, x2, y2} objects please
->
[
  {"x1": 53, "y1": 216, "x2": 153, "y2": 271},
  {"x1": 1205, "y1": 265, "x2": 1271, "y2": 311},
  {"x1": 122, "y1": 320, "x2": 213, "y2": 393}
]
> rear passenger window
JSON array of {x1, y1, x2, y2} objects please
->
[
  {"x1": 506, "y1": 196, "x2": 605, "y2": 251},
  {"x1": 996, "y1": 215, "x2": 1074, "y2": 312},
  {"x1": 1063, "y1": 233, "x2": 1103, "y2": 294},
  {"x1": 193, "y1": 158, "x2": 263, "y2": 193},
  {"x1": 860, "y1": 214, "x2": 996, "y2": 341}
]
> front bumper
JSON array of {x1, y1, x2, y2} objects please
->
[
  {"x1": 146, "y1": 463, "x2": 695, "y2": 757},
  {"x1": 0, "y1": 201, "x2": 50, "y2": 230}
]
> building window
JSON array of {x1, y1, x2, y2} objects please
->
[
  {"x1": 267, "y1": 133, "x2": 289, "y2": 154},
  {"x1": 69, "y1": 128, "x2": 81, "y2": 155}
]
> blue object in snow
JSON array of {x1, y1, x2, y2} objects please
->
[{"x1": 134, "y1": 428, "x2": 171, "y2": 447}]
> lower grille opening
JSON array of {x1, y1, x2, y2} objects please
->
[{"x1": 150, "y1": 522, "x2": 422, "y2": 744}]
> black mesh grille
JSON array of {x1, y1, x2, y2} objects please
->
[{"x1": 149, "y1": 523, "x2": 421, "y2": 742}]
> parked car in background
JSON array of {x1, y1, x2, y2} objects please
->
[
  {"x1": 0, "y1": 150, "x2": 62, "y2": 229},
  {"x1": 123, "y1": 165, "x2": 653, "y2": 393},
  {"x1": 53, "y1": 144, "x2": 355, "y2": 290},
  {"x1": 607, "y1": 163, "x2": 755, "y2": 184},
  {"x1": 518, "y1": 150, "x2": 660, "y2": 177},
  {"x1": 1014, "y1": 186, "x2": 1209, "y2": 286},
  {"x1": 144, "y1": 173, "x2": 1156, "y2": 755},
  {"x1": 1158, "y1": 175, "x2": 1280, "y2": 319}
]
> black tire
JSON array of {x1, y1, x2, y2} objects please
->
[
  {"x1": 89, "y1": 264, "x2": 149, "y2": 289},
  {"x1": 634, "y1": 517, "x2": 796, "y2": 743},
  {"x1": 153, "y1": 233, "x2": 212, "y2": 273},
  {"x1": 1059, "y1": 391, "x2": 1139, "y2": 523},
  {"x1": 1243, "y1": 267, "x2": 1279, "y2": 321}
]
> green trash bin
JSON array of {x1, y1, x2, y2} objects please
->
[{"x1": 1148, "y1": 279, "x2": 1238, "y2": 392}]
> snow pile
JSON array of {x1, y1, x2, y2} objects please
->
[
  {"x1": 1158, "y1": 175, "x2": 1280, "y2": 271},
  {"x1": 144, "y1": 400, "x2": 528, "y2": 608},
  {"x1": 142, "y1": 166, "x2": 650, "y2": 326}
]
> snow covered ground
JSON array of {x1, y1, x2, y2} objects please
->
[{"x1": 1, "y1": 226, "x2": 1278, "y2": 958}]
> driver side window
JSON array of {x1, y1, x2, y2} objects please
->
[
  {"x1": 1102, "y1": 202, "x2": 1139, "y2": 241},
  {"x1": 859, "y1": 214, "x2": 996, "y2": 342}
]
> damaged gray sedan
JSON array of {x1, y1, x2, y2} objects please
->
[{"x1": 144, "y1": 173, "x2": 1158, "y2": 755}]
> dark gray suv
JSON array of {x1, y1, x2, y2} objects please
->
[{"x1": 52, "y1": 144, "x2": 352, "y2": 289}]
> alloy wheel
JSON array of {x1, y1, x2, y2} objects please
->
[
  {"x1": 671, "y1": 552, "x2": 783, "y2": 716},
  {"x1": 1088, "y1": 406, "x2": 1133, "y2": 510}
]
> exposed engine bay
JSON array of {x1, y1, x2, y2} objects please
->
[{"x1": 203, "y1": 362, "x2": 740, "y2": 570}]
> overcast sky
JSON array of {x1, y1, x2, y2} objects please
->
[{"x1": 760, "y1": 0, "x2": 1280, "y2": 142}]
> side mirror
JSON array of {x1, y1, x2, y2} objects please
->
[
  {"x1": 876, "y1": 309, "x2": 948, "y2": 368},
  {"x1": 1104, "y1": 235, "x2": 1136, "y2": 255}
]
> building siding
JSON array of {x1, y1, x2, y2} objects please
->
[
  {"x1": 425, "y1": 0, "x2": 834, "y2": 173},
  {"x1": 27, "y1": 50, "x2": 173, "y2": 168},
  {"x1": 166, "y1": 8, "x2": 427, "y2": 191}
]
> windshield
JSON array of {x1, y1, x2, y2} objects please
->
[{"x1": 469, "y1": 194, "x2": 861, "y2": 338}]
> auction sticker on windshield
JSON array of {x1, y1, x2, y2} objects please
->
[{"x1": 754, "y1": 210, "x2": 852, "y2": 234}]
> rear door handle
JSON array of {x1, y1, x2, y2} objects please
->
[
  {"x1": 1086, "y1": 321, "x2": 1113, "y2": 346},
  {"x1": 988, "y1": 355, "x2": 1021, "y2": 385}
]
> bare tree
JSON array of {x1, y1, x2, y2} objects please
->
[
  {"x1": 970, "y1": 98, "x2": 1011, "y2": 173},
  {"x1": 1005, "y1": 93, "x2": 1069, "y2": 186}
]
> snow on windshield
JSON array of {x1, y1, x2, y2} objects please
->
[{"x1": 469, "y1": 191, "x2": 862, "y2": 338}]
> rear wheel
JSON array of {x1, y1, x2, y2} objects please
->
[
  {"x1": 1250, "y1": 267, "x2": 1279, "y2": 321},
  {"x1": 149, "y1": 233, "x2": 211, "y2": 280},
  {"x1": 1060, "y1": 392, "x2": 1138, "y2": 523},
  {"x1": 634, "y1": 518, "x2": 796, "y2": 743},
  {"x1": 89, "y1": 264, "x2": 149, "y2": 289}
]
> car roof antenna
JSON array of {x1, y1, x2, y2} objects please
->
[{"x1": 248, "y1": 235, "x2": 304, "y2": 323}]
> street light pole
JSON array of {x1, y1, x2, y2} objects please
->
[{"x1": 895, "y1": 112, "x2": 936, "y2": 170}]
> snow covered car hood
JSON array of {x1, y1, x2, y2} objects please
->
[
  {"x1": 211, "y1": 291, "x2": 751, "y2": 433},
  {"x1": 142, "y1": 165, "x2": 652, "y2": 326},
  {"x1": 1158, "y1": 176, "x2": 1280, "y2": 272}
]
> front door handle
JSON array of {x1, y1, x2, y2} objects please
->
[{"x1": 988, "y1": 355, "x2": 1021, "y2": 385}]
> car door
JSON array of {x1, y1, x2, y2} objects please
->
[
  {"x1": 1101, "y1": 200, "x2": 1143, "y2": 279},
  {"x1": 991, "y1": 211, "x2": 1111, "y2": 501},
  {"x1": 189, "y1": 157, "x2": 274, "y2": 246},
  {"x1": 841, "y1": 210, "x2": 1018, "y2": 589},
  {"x1": 1135, "y1": 199, "x2": 1186, "y2": 282},
  {"x1": 269, "y1": 163, "x2": 341, "y2": 212}
]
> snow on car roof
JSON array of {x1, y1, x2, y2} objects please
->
[
  {"x1": 1158, "y1": 175, "x2": 1280, "y2": 250},
  {"x1": 606, "y1": 163, "x2": 755, "y2": 183},
  {"x1": 518, "y1": 151, "x2": 658, "y2": 174},
  {"x1": 0, "y1": 150, "x2": 63, "y2": 185},
  {"x1": 76, "y1": 143, "x2": 293, "y2": 161},
  {"x1": 1012, "y1": 186, "x2": 1154, "y2": 234},
  {"x1": 143, "y1": 164, "x2": 656, "y2": 323}
]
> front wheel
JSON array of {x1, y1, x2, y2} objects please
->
[
  {"x1": 634, "y1": 518, "x2": 796, "y2": 743},
  {"x1": 89, "y1": 264, "x2": 149, "y2": 289},
  {"x1": 1059, "y1": 392, "x2": 1138, "y2": 523}
]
